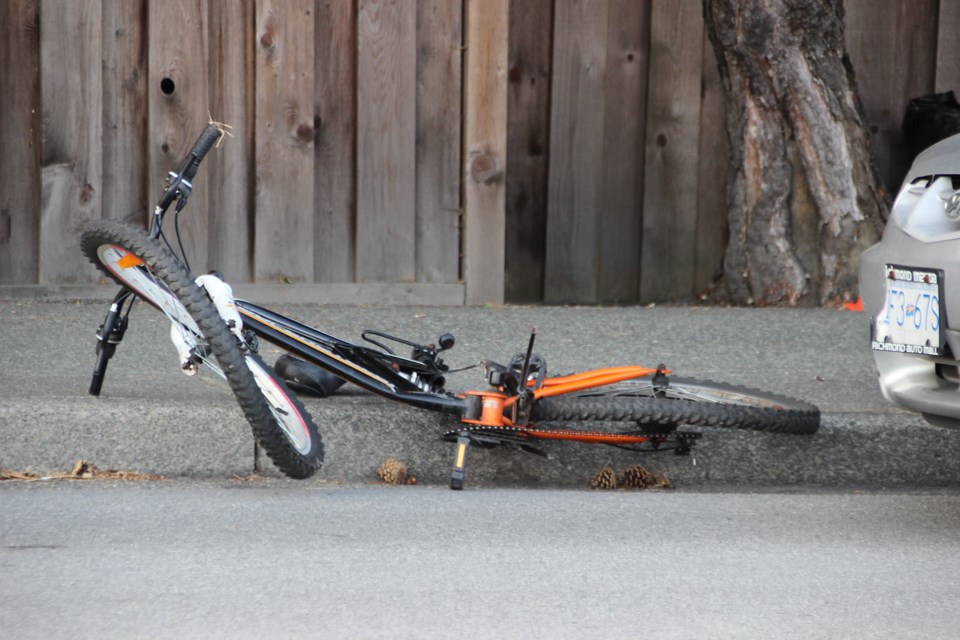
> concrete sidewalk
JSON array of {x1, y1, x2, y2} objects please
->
[{"x1": 2, "y1": 290, "x2": 959, "y2": 488}]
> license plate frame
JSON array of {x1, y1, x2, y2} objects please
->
[{"x1": 872, "y1": 264, "x2": 945, "y2": 356}]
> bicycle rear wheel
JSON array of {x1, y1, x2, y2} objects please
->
[
  {"x1": 531, "y1": 377, "x2": 819, "y2": 435},
  {"x1": 81, "y1": 219, "x2": 323, "y2": 479}
]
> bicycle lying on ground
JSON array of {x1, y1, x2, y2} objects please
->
[{"x1": 81, "y1": 124, "x2": 820, "y2": 489}]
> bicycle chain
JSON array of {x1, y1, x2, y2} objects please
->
[{"x1": 442, "y1": 424, "x2": 700, "y2": 444}]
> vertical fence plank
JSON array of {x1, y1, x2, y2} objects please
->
[
  {"x1": 695, "y1": 29, "x2": 728, "y2": 296},
  {"x1": 148, "y1": 0, "x2": 211, "y2": 271},
  {"x1": 936, "y1": 0, "x2": 960, "y2": 94},
  {"x1": 639, "y1": 0, "x2": 703, "y2": 302},
  {"x1": 597, "y1": 0, "x2": 649, "y2": 303},
  {"x1": 504, "y1": 0, "x2": 552, "y2": 302},
  {"x1": 416, "y1": 0, "x2": 463, "y2": 284},
  {"x1": 207, "y1": 0, "x2": 253, "y2": 280},
  {"x1": 315, "y1": 0, "x2": 357, "y2": 282},
  {"x1": 102, "y1": 0, "x2": 147, "y2": 227},
  {"x1": 845, "y1": 0, "x2": 937, "y2": 193},
  {"x1": 0, "y1": 0, "x2": 41, "y2": 285},
  {"x1": 463, "y1": 0, "x2": 508, "y2": 304},
  {"x1": 40, "y1": 0, "x2": 102, "y2": 284},
  {"x1": 254, "y1": 0, "x2": 316, "y2": 282},
  {"x1": 357, "y1": 0, "x2": 417, "y2": 282},
  {"x1": 544, "y1": 0, "x2": 609, "y2": 303}
]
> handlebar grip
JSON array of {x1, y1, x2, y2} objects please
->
[
  {"x1": 156, "y1": 124, "x2": 224, "y2": 213},
  {"x1": 188, "y1": 124, "x2": 223, "y2": 165},
  {"x1": 179, "y1": 124, "x2": 224, "y2": 185}
]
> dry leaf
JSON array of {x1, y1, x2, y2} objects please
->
[
  {"x1": 1, "y1": 461, "x2": 163, "y2": 482},
  {"x1": 0, "y1": 469, "x2": 39, "y2": 481}
]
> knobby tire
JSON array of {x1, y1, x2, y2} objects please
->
[
  {"x1": 81, "y1": 219, "x2": 323, "y2": 479},
  {"x1": 531, "y1": 378, "x2": 819, "y2": 435}
]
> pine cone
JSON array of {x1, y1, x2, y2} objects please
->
[
  {"x1": 590, "y1": 465, "x2": 619, "y2": 490},
  {"x1": 378, "y1": 459, "x2": 410, "y2": 485},
  {"x1": 619, "y1": 464, "x2": 673, "y2": 490}
]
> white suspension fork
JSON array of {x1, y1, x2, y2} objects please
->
[
  {"x1": 170, "y1": 323, "x2": 200, "y2": 376},
  {"x1": 168, "y1": 273, "x2": 245, "y2": 376},
  {"x1": 195, "y1": 274, "x2": 244, "y2": 339}
]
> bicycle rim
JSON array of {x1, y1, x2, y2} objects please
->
[
  {"x1": 245, "y1": 354, "x2": 313, "y2": 454},
  {"x1": 578, "y1": 378, "x2": 809, "y2": 411}
]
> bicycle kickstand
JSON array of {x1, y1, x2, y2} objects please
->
[{"x1": 450, "y1": 431, "x2": 471, "y2": 490}]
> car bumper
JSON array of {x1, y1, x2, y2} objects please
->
[{"x1": 861, "y1": 225, "x2": 960, "y2": 427}]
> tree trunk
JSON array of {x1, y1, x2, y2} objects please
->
[{"x1": 704, "y1": 0, "x2": 886, "y2": 305}]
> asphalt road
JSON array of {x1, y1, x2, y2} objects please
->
[
  {"x1": 6, "y1": 291, "x2": 959, "y2": 638},
  {"x1": 2, "y1": 481, "x2": 960, "y2": 639}
]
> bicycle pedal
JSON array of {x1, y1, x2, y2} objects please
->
[{"x1": 450, "y1": 433, "x2": 470, "y2": 490}]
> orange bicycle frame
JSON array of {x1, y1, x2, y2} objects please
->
[{"x1": 460, "y1": 365, "x2": 666, "y2": 428}]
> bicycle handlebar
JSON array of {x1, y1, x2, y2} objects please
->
[
  {"x1": 183, "y1": 124, "x2": 223, "y2": 178},
  {"x1": 156, "y1": 124, "x2": 224, "y2": 213}
]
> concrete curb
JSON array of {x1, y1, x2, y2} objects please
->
[
  {"x1": 3, "y1": 299, "x2": 960, "y2": 488},
  {"x1": 2, "y1": 394, "x2": 958, "y2": 488}
]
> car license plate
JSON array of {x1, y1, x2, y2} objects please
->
[{"x1": 873, "y1": 265, "x2": 944, "y2": 356}]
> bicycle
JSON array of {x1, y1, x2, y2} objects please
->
[{"x1": 81, "y1": 124, "x2": 821, "y2": 489}]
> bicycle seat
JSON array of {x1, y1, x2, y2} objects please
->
[{"x1": 274, "y1": 354, "x2": 346, "y2": 398}]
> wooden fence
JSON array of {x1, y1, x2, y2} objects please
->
[{"x1": 1, "y1": 0, "x2": 959, "y2": 304}]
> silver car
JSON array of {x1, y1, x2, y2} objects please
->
[{"x1": 861, "y1": 133, "x2": 960, "y2": 429}]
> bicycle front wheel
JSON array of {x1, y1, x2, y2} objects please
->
[
  {"x1": 81, "y1": 219, "x2": 323, "y2": 479},
  {"x1": 531, "y1": 377, "x2": 819, "y2": 435}
]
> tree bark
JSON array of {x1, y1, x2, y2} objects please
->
[{"x1": 704, "y1": 0, "x2": 886, "y2": 305}]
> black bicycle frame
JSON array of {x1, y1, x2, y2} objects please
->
[{"x1": 235, "y1": 300, "x2": 467, "y2": 416}]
